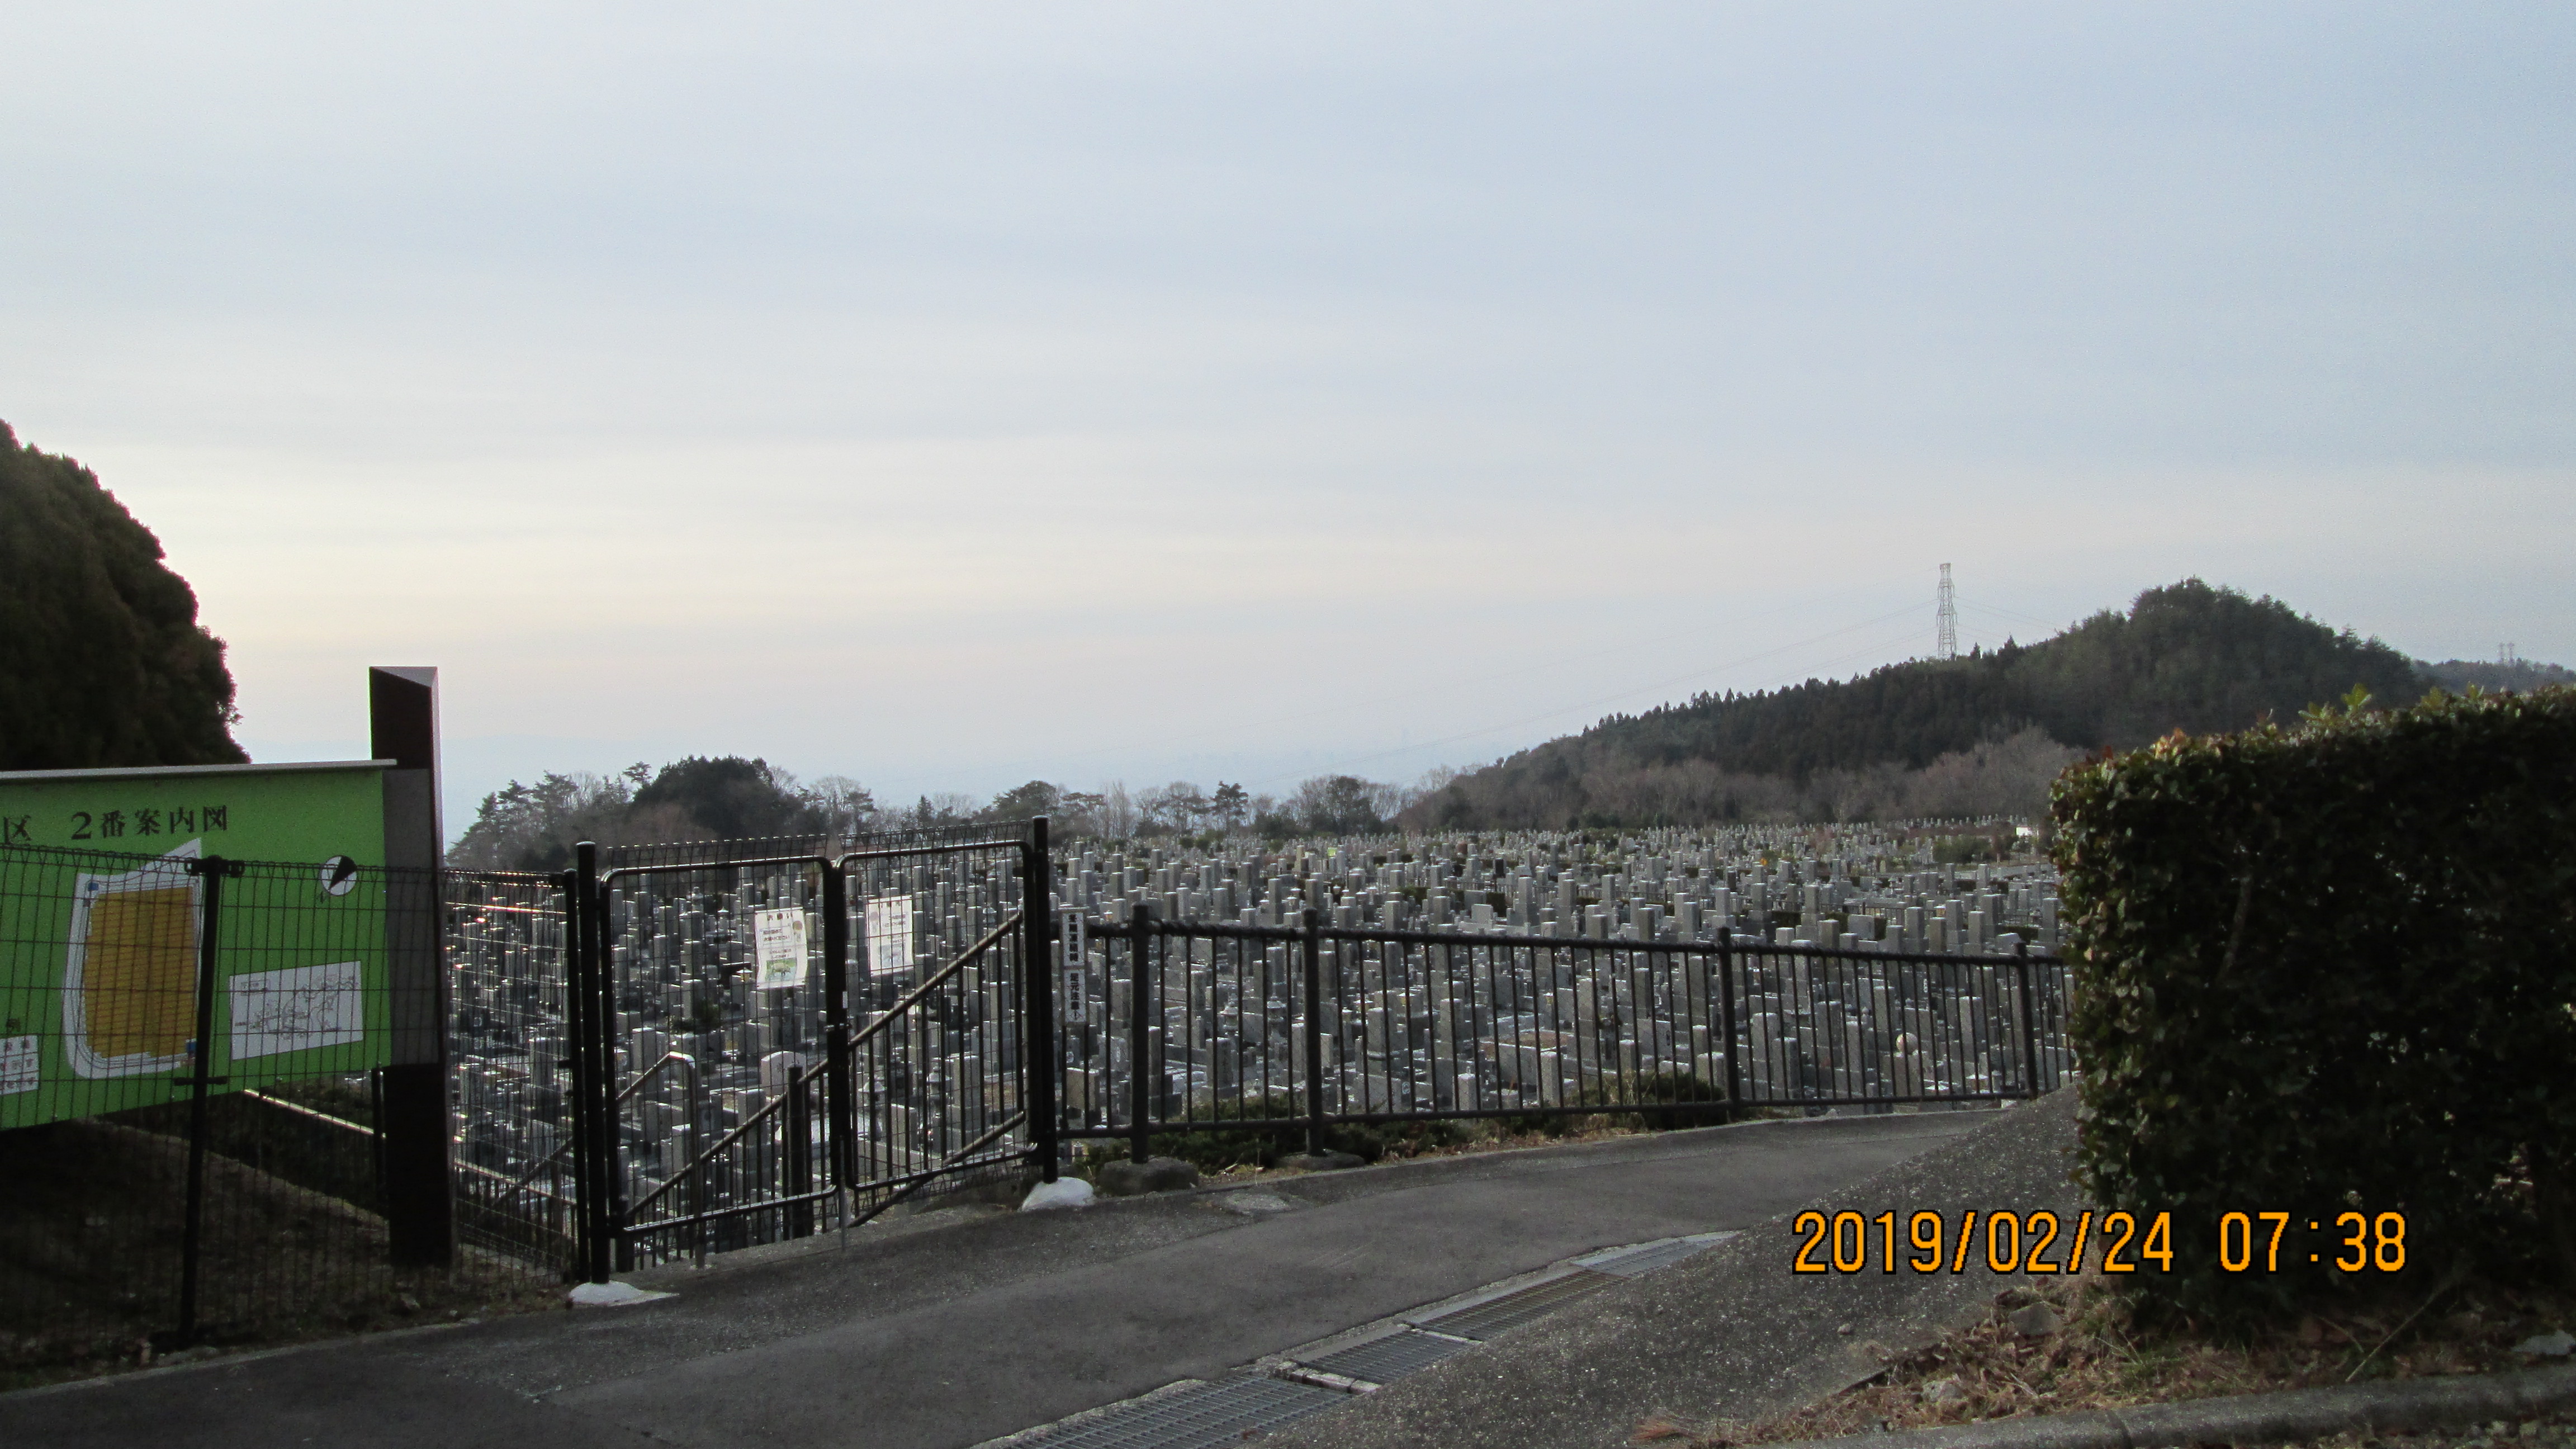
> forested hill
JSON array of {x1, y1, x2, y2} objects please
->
[{"x1": 1405, "y1": 580, "x2": 2426, "y2": 830}]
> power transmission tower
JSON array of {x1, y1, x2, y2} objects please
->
[{"x1": 1936, "y1": 563, "x2": 1958, "y2": 661}]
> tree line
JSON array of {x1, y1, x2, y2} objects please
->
[
  {"x1": 447, "y1": 761, "x2": 1432, "y2": 869},
  {"x1": 1399, "y1": 580, "x2": 2436, "y2": 831}
]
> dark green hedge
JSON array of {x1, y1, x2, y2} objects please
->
[{"x1": 2052, "y1": 686, "x2": 2576, "y2": 1319}]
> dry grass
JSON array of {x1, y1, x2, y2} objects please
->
[
  {"x1": 1204, "y1": 1105, "x2": 1988, "y2": 1183},
  {"x1": 0, "y1": 1119, "x2": 561, "y2": 1390},
  {"x1": 2286, "y1": 1415, "x2": 2576, "y2": 1449},
  {"x1": 1191, "y1": 1116, "x2": 1682, "y2": 1183},
  {"x1": 1636, "y1": 1272, "x2": 2576, "y2": 1447}
]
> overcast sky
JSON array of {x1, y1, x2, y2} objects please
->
[{"x1": 3, "y1": 2, "x2": 2569, "y2": 833}]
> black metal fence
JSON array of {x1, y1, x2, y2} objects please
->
[
  {"x1": 444, "y1": 868, "x2": 579, "y2": 1275},
  {"x1": 3, "y1": 821, "x2": 2075, "y2": 1374},
  {"x1": 588, "y1": 849, "x2": 845, "y2": 1271},
  {"x1": 479, "y1": 827, "x2": 1054, "y2": 1275},
  {"x1": 836, "y1": 832, "x2": 1041, "y2": 1224},
  {"x1": 1056, "y1": 910, "x2": 2070, "y2": 1161},
  {"x1": 0, "y1": 844, "x2": 549, "y2": 1377}
]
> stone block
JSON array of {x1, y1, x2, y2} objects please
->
[
  {"x1": 1097, "y1": 1156, "x2": 1201, "y2": 1196},
  {"x1": 1273, "y1": 1150, "x2": 1363, "y2": 1173}
]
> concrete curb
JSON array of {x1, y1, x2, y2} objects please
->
[{"x1": 1762, "y1": 1363, "x2": 2576, "y2": 1449}]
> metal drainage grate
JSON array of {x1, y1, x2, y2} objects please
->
[
  {"x1": 1012, "y1": 1236, "x2": 1739, "y2": 1448},
  {"x1": 1410, "y1": 1268, "x2": 1616, "y2": 1341},
  {"x1": 1024, "y1": 1375, "x2": 1346, "y2": 1449},
  {"x1": 1575, "y1": 1232, "x2": 1735, "y2": 1278},
  {"x1": 1304, "y1": 1328, "x2": 1479, "y2": 1384}
]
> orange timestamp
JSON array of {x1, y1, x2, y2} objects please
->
[
  {"x1": 1789, "y1": 1209, "x2": 2411, "y2": 1275},
  {"x1": 2215, "y1": 1211, "x2": 2408, "y2": 1273},
  {"x1": 1792, "y1": 1209, "x2": 2167, "y2": 1275}
]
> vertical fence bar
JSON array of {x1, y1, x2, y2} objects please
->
[
  {"x1": 368, "y1": 1066, "x2": 389, "y2": 1214},
  {"x1": 1717, "y1": 930, "x2": 1742, "y2": 1119},
  {"x1": 556, "y1": 864, "x2": 591, "y2": 1278},
  {"x1": 569, "y1": 841, "x2": 615, "y2": 1284},
  {"x1": 2014, "y1": 941, "x2": 2040, "y2": 1099},
  {"x1": 1128, "y1": 913, "x2": 1152, "y2": 1165},
  {"x1": 787, "y1": 1074, "x2": 813, "y2": 1239},
  {"x1": 1301, "y1": 908, "x2": 1324, "y2": 1157},
  {"x1": 174, "y1": 854, "x2": 241, "y2": 1345},
  {"x1": 820, "y1": 860, "x2": 853, "y2": 1196},
  {"x1": 1023, "y1": 817, "x2": 1058, "y2": 1181}
]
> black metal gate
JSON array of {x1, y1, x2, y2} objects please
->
[
  {"x1": 836, "y1": 828, "x2": 1052, "y2": 1221},
  {"x1": 538, "y1": 823, "x2": 1059, "y2": 1280}
]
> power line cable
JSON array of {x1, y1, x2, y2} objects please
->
[{"x1": 1956, "y1": 594, "x2": 2077, "y2": 633}]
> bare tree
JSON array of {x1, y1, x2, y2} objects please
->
[
  {"x1": 803, "y1": 774, "x2": 879, "y2": 844},
  {"x1": 1098, "y1": 780, "x2": 1139, "y2": 839},
  {"x1": 1138, "y1": 780, "x2": 1210, "y2": 835},
  {"x1": 1055, "y1": 791, "x2": 1107, "y2": 837}
]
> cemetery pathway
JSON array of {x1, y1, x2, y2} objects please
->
[{"x1": 0, "y1": 1112, "x2": 1986, "y2": 1449}]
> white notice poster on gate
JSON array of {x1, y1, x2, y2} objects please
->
[
  {"x1": 863, "y1": 894, "x2": 913, "y2": 977},
  {"x1": 753, "y1": 908, "x2": 808, "y2": 990}
]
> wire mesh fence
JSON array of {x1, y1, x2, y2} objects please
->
[
  {"x1": 842, "y1": 902, "x2": 1031, "y2": 1224},
  {"x1": 570, "y1": 829, "x2": 1039, "y2": 1269},
  {"x1": 839, "y1": 834, "x2": 1036, "y2": 1221},
  {"x1": 444, "y1": 869, "x2": 579, "y2": 1275},
  {"x1": 1, "y1": 844, "x2": 551, "y2": 1379},
  {"x1": 596, "y1": 854, "x2": 841, "y2": 1267}
]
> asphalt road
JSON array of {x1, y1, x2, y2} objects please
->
[
  {"x1": 1271, "y1": 1088, "x2": 2089, "y2": 1449},
  {"x1": 0, "y1": 1111, "x2": 1989, "y2": 1449}
]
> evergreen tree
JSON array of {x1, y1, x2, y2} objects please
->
[
  {"x1": 629, "y1": 756, "x2": 818, "y2": 839},
  {"x1": 448, "y1": 756, "x2": 845, "y2": 868},
  {"x1": 0, "y1": 422, "x2": 246, "y2": 770}
]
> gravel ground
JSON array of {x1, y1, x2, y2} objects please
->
[{"x1": 2298, "y1": 1414, "x2": 2576, "y2": 1449}]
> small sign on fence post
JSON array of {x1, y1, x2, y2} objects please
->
[{"x1": 1060, "y1": 907, "x2": 1086, "y2": 1017}]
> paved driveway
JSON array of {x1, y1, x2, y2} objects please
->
[{"x1": 2, "y1": 1112, "x2": 1986, "y2": 1449}]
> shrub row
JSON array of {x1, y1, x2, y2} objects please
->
[{"x1": 2052, "y1": 686, "x2": 2576, "y2": 1319}]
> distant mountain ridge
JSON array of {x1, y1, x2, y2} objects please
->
[
  {"x1": 2419, "y1": 657, "x2": 2575, "y2": 694},
  {"x1": 1404, "y1": 579, "x2": 2514, "y2": 831}
]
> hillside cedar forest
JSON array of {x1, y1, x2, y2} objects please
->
[
  {"x1": 1399, "y1": 580, "x2": 2569, "y2": 832},
  {"x1": 2, "y1": 420, "x2": 2568, "y2": 850}
]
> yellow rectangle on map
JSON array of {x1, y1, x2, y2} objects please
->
[{"x1": 81, "y1": 886, "x2": 196, "y2": 1060}]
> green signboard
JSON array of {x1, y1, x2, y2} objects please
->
[{"x1": 0, "y1": 760, "x2": 394, "y2": 1129}]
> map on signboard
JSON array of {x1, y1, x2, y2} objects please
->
[
  {"x1": 229, "y1": 960, "x2": 366, "y2": 1059},
  {"x1": 754, "y1": 908, "x2": 809, "y2": 990},
  {"x1": 63, "y1": 841, "x2": 202, "y2": 1080},
  {"x1": 863, "y1": 894, "x2": 913, "y2": 977}
]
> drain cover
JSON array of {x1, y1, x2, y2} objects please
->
[
  {"x1": 1304, "y1": 1328, "x2": 1478, "y2": 1384},
  {"x1": 1022, "y1": 1375, "x2": 1344, "y2": 1449},
  {"x1": 1575, "y1": 1232, "x2": 1734, "y2": 1278},
  {"x1": 1005, "y1": 1233, "x2": 1739, "y2": 1448},
  {"x1": 1410, "y1": 1268, "x2": 1616, "y2": 1340}
]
